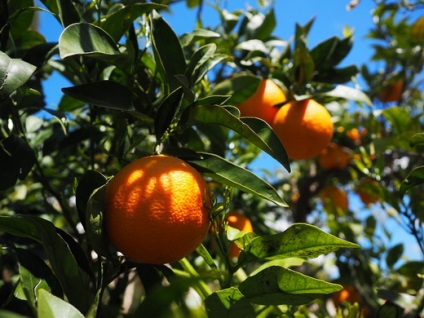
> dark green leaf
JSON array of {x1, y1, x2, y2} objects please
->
[
  {"x1": 100, "y1": 3, "x2": 166, "y2": 42},
  {"x1": 293, "y1": 47, "x2": 315, "y2": 84},
  {"x1": 0, "y1": 51, "x2": 36, "y2": 97},
  {"x1": 381, "y1": 107, "x2": 412, "y2": 136},
  {"x1": 239, "y1": 266, "x2": 342, "y2": 305},
  {"x1": 75, "y1": 170, "x2": 107, "y2": 229},
  {"x1": 150, "y1": 11, "x2": 186, "y2": 92},
  {"x1": 185, "y1": 44, "x2": 227, "y2": 86},
  {"x1": 409, "y1": 133, "x2": 424, "y2": 150},
  {"x1": 155, "y1": 87, "x2": 184, "y2": 142},
  {"x1": 187, "y1": 152, "x2": 287, "y2": 207},
  {"x1": 205, "y1": 288, "x2": 256, "y2": 318},
  {"x1": 56, "y1": 0, "x2": 80, "y2": 27},
  {"x1": 241, "y1": 9, "x2": 276, "y2": 40},
  {"x1": 243, "y1": 223, "x2": 359, "y2": 261},
  {"x1": 315, "y1": 65, "x2": 358, "y2": 84},
  {"x1": 185, "y1": 105, "x2": 290, "y2": 170},
  {"x1": 59, "y1": 23, "x2": 120, "y2": 59},
  {"x1": 37, "y1": 289, "x2": 85, "y2": 318},
  {"x1": 376, "y1": 300, "x2": 404, "y2": 318},
  {"x1": 399, "y1": 166, "x2": 424, "y2": 196},
  {"x1": 310, "y1": 36, "x2": 353, "y2": 70},
  {"x1": 0, "y1": 216, "x2": 92, "y2": 313},
  {"x1": 86, "y1": 185, "x2": 114, "y2": 259},
  {"x1": 62, "y1": 81, "x2": 135, "y2": 111},
  {"x1": 0, "y1": 135, "x2": 36, "y2": 190},
  {"x1": 15, "y1": 248, "x2": 63, "y2": 306},
  {"x1": 209, "y1": 75, "x2": 261, "y2": 105},
  {"x1": 386, "y1": 243, "x2": 404, "y2": 268}
]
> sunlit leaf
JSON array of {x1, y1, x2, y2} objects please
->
[
  {"x1": 239, "y1": 266, "x2": 342, "y2": 305},
  {"x1": 37, "y1": 289, "x2": 85, "y2": 318},
  {"x1": 242, "y1": 223, "x2": 359, "y2": 261},
  {"x1": 187, "y1": 152, "x2": 287, "y2": 207},
  {"x1": 59, "y1": 23, "x2": 119, "y2": 59},
  {"x1": 324, "y1": 85, "x2": 372, "y2": 106},
  {"x1": 0, "y1": 51, "x2": 36, "y2": 97},
  {"x1": 185, "y1": 105, "x2": 289, "y2": 170}
]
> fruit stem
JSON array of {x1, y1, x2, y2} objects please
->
[{"x1": 177, "y1": 258, "x2": 212, "y2": 300}]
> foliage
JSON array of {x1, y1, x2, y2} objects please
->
[{"x1": 0, "y1": 0, "x2": 423, "y2": 317}]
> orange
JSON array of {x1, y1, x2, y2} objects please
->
[
  {"x1": 226, "y1": 211, "x2": 253, "y2": 259},
  {"x1": 104, "y1": 155, "x2": 211, "y2": 264},
  {"x1": 377, "y1": 79, "x2": 403, "y2": 102},
  {"x1": 332, "y1": 285, "x2": 362, "y2": 307},
  {"x1": 272, "y1": 99, "x2": 334, "y2": 160},
  {"x1": 356, "y1": 178, "x2": 380, "y2": 205},
  {"x1": 237, "y1": 78, "x2": 287, "y2": 125},
  {"x1": 320, "y1": 185, "x2": 349, "y2": 214},
  {"x1": 318, "y1": 143, "x2": 351, "y2": 170},
  {"x1": 411, "y1": 16, "x2": 424, "y2": 41},
  {"x1": 346, "y1": 127, "x2": 368, "y2": 145}
]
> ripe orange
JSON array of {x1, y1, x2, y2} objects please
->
[
  {"x1": 104, "y1": 155, "x2": 211, "y2": 264},
  {"x1": 377, "y1": 79, "x2": 404, "y2": 103},
  {"x1": 411, "y1": 16, "x2": 424, "y2": 41},
  {"x1": 318, "y1": 143, "x2": 351, "y2": 170},
  {"x1": 237, "y1": 78, "x2": 287, "y2": 125},
  {"x1": 226, "y1": 211, "x2": 253, "y2": 259},
  {"x1": 346, "y1": 127, "x2": 368, "y2": 145},
  {"x1": 332, "y1": 285, "x2": 362, "y2": 307},
  {"x1": 272, "y1": 99, "x2": 334, "y2": 160},
  {"x1": 320, "y1": 185, "x2": 349, "y2": 214},
  {"x1": 356, "y1": 178, "x2": 380, "y2": 205}
]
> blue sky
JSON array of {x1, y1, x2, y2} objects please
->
[{"x1": 36, "y1": 1, "x2": 421, "y2": 262}]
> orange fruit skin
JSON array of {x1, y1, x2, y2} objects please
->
[
  {"x1": 378, "y1": 79, "x2": 403, "y2": 102},
  {"x1": 105, "y1": 155, "x2": 211, "y2": 264},
  {"x1": 332, "y1": 285, "x2": 362, "y2": 307},
  {"x1": 226, "y1": 211, "x2": 253, "y2": 259},
  {"x1": 320, "y1": 185, "x2": 349, "y2": 214},
  {"x1": 356, "y1": 178, "x2": 380, "y2": 206},
  {"x1": 411, "y1": 16, "x2": 424, "y2": 41},
  {"x1": 237, "y1": 78, "x2": 287, "y2": 126},
  {"x1": 318, "y1": 143, "x2": 351, "y2": 170},
  {"x1": 272, "y1": 99, "x2": 334, "y2": 160}
]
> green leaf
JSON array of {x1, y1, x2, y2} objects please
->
[
  {"x1": 100, "y1": 3, "x2": 166, "y2": 42},
  {"x1": 323, "y1": 85, "x2": 372, "y2": 106},
  {"x1": 0, "y1": 51, "x2": 36, "y2": 97},
  {"x1": 315, "y1": 65, "x2": 359, "y2": 84},
  {"x1": 242, "y1": 9, "x2": 276, "y2": 40},
  {"x1": 150, "y1": 11, "x2": 186, "y2": 93},
  {"x1": 59, "y1": 23, "x2": 120, "y2": 59},
  {"x1": 0, "y1": 310, "x2": 30, "y2": 318},
  {"x1": 37, "y1": 289, "x2": 85, "y2": 318},
  {"x1": 62, "y1": 81, "x2": 135, "y2": 111},
  {"x1": 185, "y1": 105, "x2": 290, "y2": 170},
  {"x1": 399, "y1": 166, "x2": 424, "y2": 196},
  {"x1": 187, "y1": 152, "x2": 287, "y2": 207},
  {"x1": 15, "y1": 248, "x2": 63, "y2": 309},
  {"x1": 155, "y1": 87, "x2": 184, "y2": 142},
  {"x1": 310, "y1": 36, "x2": 353, "y2": 70},
  {"x1": 205, "y1": 288, "x2": 256, "y2": 318},
  {"x1": 209, "y1": 74, "x2": 261, "y2": 105},
  {"x1": 376, "y1": 300, "x2": 404, "y2": 318},
  {"x1": 243, "y1": 223, "x2": 359, "y2": 261},
  {"x1": 293, "y1": 47, "x2": 315, "y2": 84},
  {"x1": 239, "y1": 266, "x2": 342, "y2": 305},
  {"x1": 180, "y1": 29, "x2": 221, "y2": 46},
  {"x1": 386, "y1": 243, "x2": 404, "y2": 268},
  {"x1": 0, "y1": 216, "x2": 93, "y2": 313},
  {"x1": 381, "y1": 107, "x2": 412, "y2": 136},
  {"x1": 75, "y1": 170, "x2": 107, "y2": 229},
  {"x1": 86, "y1": 185, "x2": 114, "y2": 259},
  {"x1": 0, "y1": 135, "x2": 36, "y2": 191},
  {"x1": 410, "y1": 133, "x2": 424, "y2": 150},
  {"x1": 185, "y1": 44, "x2": 227, "y2": 86}
]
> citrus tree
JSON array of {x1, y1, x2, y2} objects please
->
[{"x1": 0, "y1": 0, "x2": 423, "y2": 317}]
